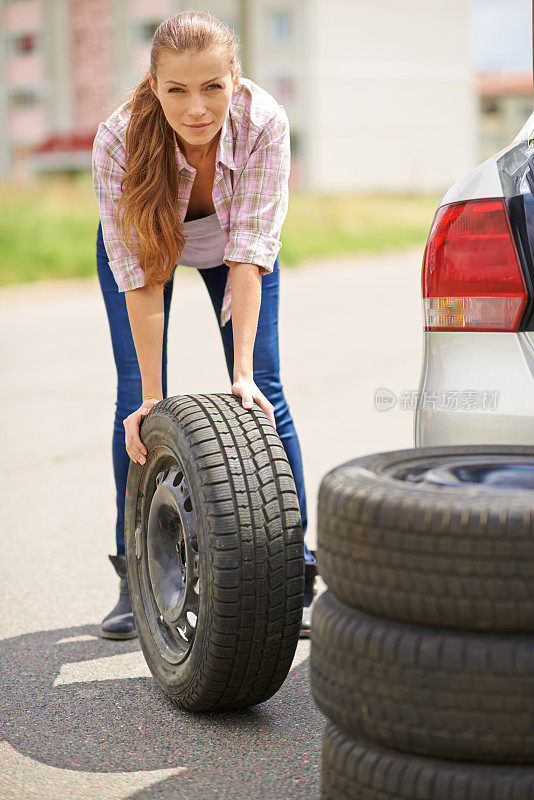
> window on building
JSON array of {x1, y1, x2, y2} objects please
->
[
  {"x1": 270, "y1": 10, "x2": 293, "y2": 42},
  {"x1": 289, "y1": 130, "x2": 300, "y2": 156},
  {"x1": 9, "y1": 89, "x2": 40, "y2": 110},
  {"x1": 9, "y1": 32, "x2": 38, "y2": 56},
  {"x1": 138, "y1": 20, "x2": 162, "y2": 45},
  {"x1": 273, "y1": 75, "x2": 295, "y2": 103},
  {"x1": 482, "y1": 98, "x2": 499, "y2": 115}
]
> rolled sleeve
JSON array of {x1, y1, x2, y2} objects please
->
[
  {"x1": 224, "y1": 106, "x2": 290, "y2": 275},
  {"x1": 107, "y1": 256, "x2": 146, "y2": 292},
  {"x1": 92, "y1": 124, "x2": 146, "y2": 292}
]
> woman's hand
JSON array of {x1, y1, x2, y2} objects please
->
[
  {"x1": 123, "y1": 397, "x2": 162, "y2": 465},
  {"x1": 232, "y1": 377, "x2": 276, "y2": 429}
]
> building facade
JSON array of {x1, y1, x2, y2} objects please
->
[
  {"x1": 478, "y1": 72, "x2": 533, "y2": 162},
  {"x1": 0, "y1": 0, "x2": 476, "y2": 192}
]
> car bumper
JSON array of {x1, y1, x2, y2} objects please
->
[{"x1": 414, "y1": 331, "x2": 534, "y2": 446}]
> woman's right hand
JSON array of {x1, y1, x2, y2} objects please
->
[{"x1": 123, "y1": 397, "x2": 162, "y2": 465}]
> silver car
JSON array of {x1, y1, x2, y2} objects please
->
[{"x1": 415, "y1": 112, "x2": 534, "y2": 446}]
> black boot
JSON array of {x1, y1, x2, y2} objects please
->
[
  {"x1": 300, "y1": 551, "x2": 318, "y2": 639},
  {"x1": 100, "y1": 554, "x2": 138, "y2": 640}
]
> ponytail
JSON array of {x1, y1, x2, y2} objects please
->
[{"x1": 115, "y1": 74, "x2": 184, "y2": 287}]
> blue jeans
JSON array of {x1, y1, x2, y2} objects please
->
[{"x1": 96, "y1": 221, "x2": 315, "y2": 565}]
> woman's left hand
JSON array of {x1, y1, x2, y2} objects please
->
[{"x1": 232, "y1": 377, "x2": 276, "y2": 429}]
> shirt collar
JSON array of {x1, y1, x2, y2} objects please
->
[{"x1": 173, "y1": 111, "x2": 236, "y2": 173}]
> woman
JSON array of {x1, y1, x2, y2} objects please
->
[{"x1": 92, "y1": 9, "x2": 317, "y2": 640}]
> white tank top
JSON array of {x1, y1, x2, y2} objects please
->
[{"x1": 178, "y1": 212, "x2": 227, "y2": 269}]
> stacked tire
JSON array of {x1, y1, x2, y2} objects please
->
[{"x1": 310, "y1": 444, "x2": 534, "y2": 799}]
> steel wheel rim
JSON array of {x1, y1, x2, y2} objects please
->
[
  {"x1": 138, "y1": 451, "x2": 200, "y2": 664},
  {"x1": 381, "y1": 454, "x2": 534, "y2": 491}
]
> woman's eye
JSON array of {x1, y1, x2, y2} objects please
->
[{"x1": 168, "y1": 84, "x2": 221, "y2": 93}]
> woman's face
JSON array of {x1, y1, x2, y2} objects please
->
[{"x1": 149, "y1": 48, "x2": 239, "y2": 157}]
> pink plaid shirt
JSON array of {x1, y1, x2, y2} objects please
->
[{"x1": 92, "y1": 77, "x2": 291, "y2": 327}]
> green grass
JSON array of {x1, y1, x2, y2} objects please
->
[
  {"x1": 0, "y1": 174, "x2": 99, "y2": 285},
  {"x1": 0, "y1": 174, "x2": 440, "y2": 287},
  {"x1": 281, "y1": 192, "x2": 439, "y2": 265}
]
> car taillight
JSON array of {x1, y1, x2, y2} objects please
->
[{"x1": 422, "y1": 198, "x2": 528, "y2": 331}]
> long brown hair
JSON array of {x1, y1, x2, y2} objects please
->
[{"x1": 115, "y1": 10, "x2": 241, "y2": 287}]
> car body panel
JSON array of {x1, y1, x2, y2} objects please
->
[
  {"x1": 415, "y1": 111, "x2": 534, "y2": 447},
  {"x1": 439, "y1": 160, "x2": 503, "y2": 206},
  {"x1": 415, "y1": 331, "x2": 534, "y2": 446}
]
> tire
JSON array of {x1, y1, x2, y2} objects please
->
[
  {"x1": 311, "y1": 591, "x2": 534, "y2": 764},
  {"x1": 317, "y1": 444, "x2": 534, "y2": 630},
  {"x1": 321, "y1": 722, "x2": 534, "y2": 800},
  {"x1": 124, "y1": 393, "x2": 304, "y2": 711}
]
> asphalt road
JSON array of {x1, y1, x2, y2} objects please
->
[{"x1": 0, "y1": 248, "x2": 424, "y2": 800}]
